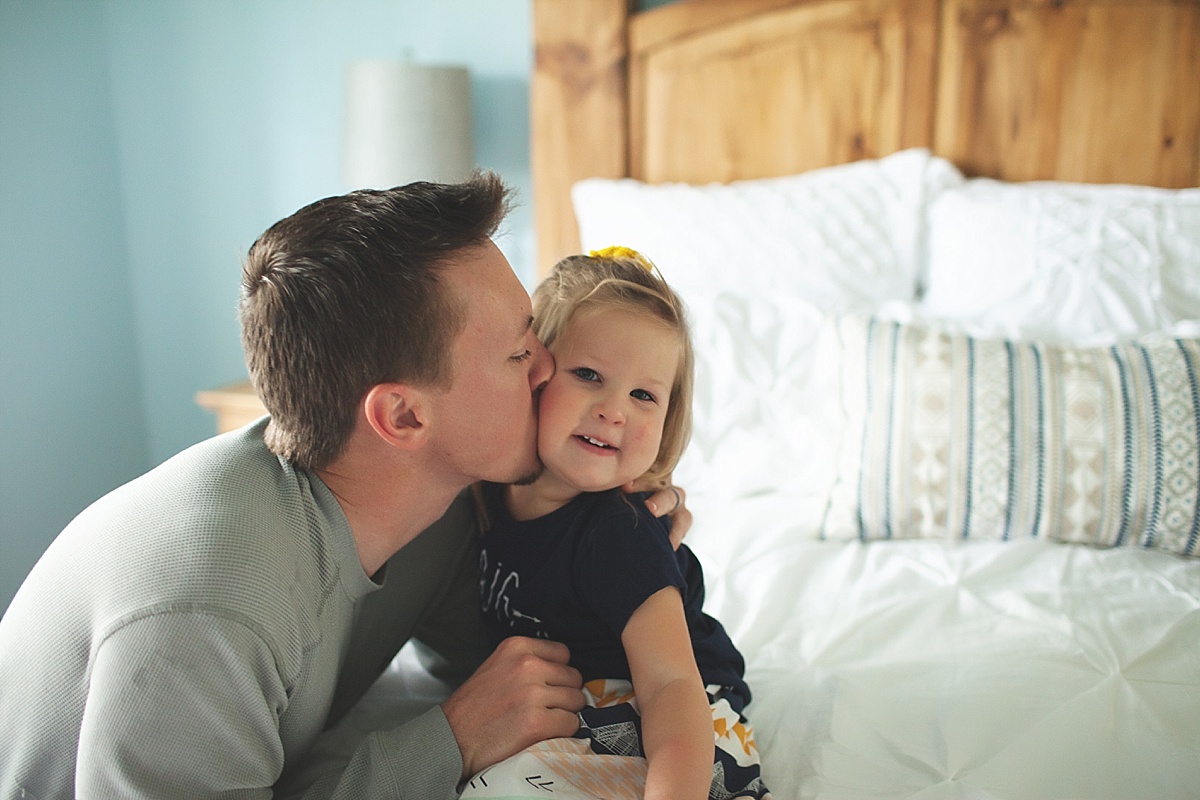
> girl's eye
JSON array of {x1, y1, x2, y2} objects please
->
[
  {"x1": 631, "y1": 389, "x2": 656, "y2": 403},
  {"x1": 572, "y1": 367, "x2": 599, "y2": 382},
  {"x1": 510, "y1": 349, "x2": 533, "y2": 363}
]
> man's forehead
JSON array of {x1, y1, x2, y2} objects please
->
[
  {"x1": 442, "y1": 242, "x2": 532, "y2": 336},
  {"x1": 444, "y1": 241, "x2": 521, "y2": 294}
]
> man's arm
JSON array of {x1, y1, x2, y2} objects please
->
[
  {"x1": 278, "y1": 707, "x2": 464, "y2": 800},
  {"x1": 77, "y1": 612, "x2": 288, "y2": 799},
  {"x1": 79, "y1": 611, "x2": 467, "y2": 800}
]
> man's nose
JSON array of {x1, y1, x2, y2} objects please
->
[{"x1": 529, "y1": 339, "x2": 555, "y2": 391}]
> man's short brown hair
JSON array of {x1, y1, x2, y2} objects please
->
[{"x1": 239, "y1": 172, "x2": 511, "y2": 470}]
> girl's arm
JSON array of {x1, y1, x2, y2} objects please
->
[{"x1": 622, "y1": 586, "x2": 713, "y2": 800}]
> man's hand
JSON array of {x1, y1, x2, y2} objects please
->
[
  {"x1": 624, "y1": 479, "x2": 692, "y2": 551},
  {"x1": 442, "y1": 636, "x2": 584, "y2": 780}
]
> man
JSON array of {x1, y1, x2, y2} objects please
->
[{"x1": 0, "y1": 173, "x2": 688, "y2": 799}]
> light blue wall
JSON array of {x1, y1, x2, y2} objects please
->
[
  {"x1": 0, "y1": 0, "x2": 149, "y2": 612},
  {"x1": 0, "y1": 0, "x2": 534, "y2": 611},
  {"x1": 102, "y1": 0, "x2": 535, "y2": 464}
]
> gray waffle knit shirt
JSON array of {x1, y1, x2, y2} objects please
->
[{"x1": 0, "y1": 418, "x2": 489, "y2": 799}]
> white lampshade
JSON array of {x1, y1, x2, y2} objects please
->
[{"x1": 342, "y1": 60, "x2": 474, "y2": 189}]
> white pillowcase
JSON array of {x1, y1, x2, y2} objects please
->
[
  {"x1": 571, "y1": 148, "x2": 962, "y2": 308},
  {"x1": 672, "y1": 291, "x2": 846, "y2": 560},
  {"x1": 822, "y1": 316, "x2": 1200, "y2": 556},
  {"x1": 920, "y1": 179, "x2": 1200, "y2": 345}
]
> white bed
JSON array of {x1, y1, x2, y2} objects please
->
[
  {"x1": 567, "y1": 147, "x2": 1200, "y2": 798},
  {"x1": 307, "y1": 149, "x2": 1200, "y2": 800}
]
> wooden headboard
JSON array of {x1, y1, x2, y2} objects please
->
[{"x1": 531, "y1": 0, "x2": 1200, "y2": 276}]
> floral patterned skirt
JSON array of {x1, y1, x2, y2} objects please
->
[{"x1": 460, "y1": 678, "x2": 772, "y2": 800}]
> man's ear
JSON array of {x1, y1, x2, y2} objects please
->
[{"x1": 362, "y1": 383, "x2": 431, "y2": 450}]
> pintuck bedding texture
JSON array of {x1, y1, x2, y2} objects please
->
[{"x1": 569, "y1": 149, "x2": 1200, "y2": 799}]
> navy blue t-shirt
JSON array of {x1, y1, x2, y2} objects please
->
[{"x1": 478, "y1": 483, "x2": 750, "y2": 710}]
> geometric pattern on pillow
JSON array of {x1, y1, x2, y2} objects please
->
[{"x1": 822, "y1": 316, "x2": 1200, "y2": 556}]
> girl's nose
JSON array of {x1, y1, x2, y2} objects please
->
[{"x1": 595, "y1": 396, "x2": 625, "y2": 424}]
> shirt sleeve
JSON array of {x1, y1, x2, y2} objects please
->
[
  {"x1": 77, "y1": 611, "x2": 464, "y2": 800},
  {"x1": 572, "y1": 496, "x2": 686, "y2": 638},
  {"x1": 276, "y1": 707, "x2": 463, "y2": 800},
  {"x1": 76, "y1": 611, "x2": 287, "y2": 799}
]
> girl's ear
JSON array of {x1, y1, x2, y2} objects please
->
[{"x1": 362, "y1": 383, "x2": 431, "y2": 451}]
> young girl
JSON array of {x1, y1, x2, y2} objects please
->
[{"x1": 464, "y1": 248, "x2": 770, "y2": 800}]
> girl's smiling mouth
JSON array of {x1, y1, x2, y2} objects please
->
[{"x1": 576, "y1": 434, "x2": 616, "y2": 450}]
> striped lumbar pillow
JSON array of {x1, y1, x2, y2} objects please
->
[{"x1": 822, "y1": 317, "x2": 1200, "y2": 556}]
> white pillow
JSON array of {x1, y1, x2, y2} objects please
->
[
  {"x1": 822, "y1": 315, "x2": 1200, "y2": 557},
  {"x1": 571, "y1": 148, "x2": 962, "y2": 308},
  {"x1": 921, "y1": 179, "x2": 1200, "y2": 345},
  {"x1": 672, "y1": 291, "x2": 847, "y2": 558}
]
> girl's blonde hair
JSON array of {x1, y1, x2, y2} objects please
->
[{"x1": 532, "y1": 249, "x2": 694, "y2": 490}]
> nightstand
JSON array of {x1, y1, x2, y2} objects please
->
[{"x1": 195, "y1": 380, "x2": 267, "y2": 433}]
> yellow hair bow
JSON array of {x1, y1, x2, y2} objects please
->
[{"x1": 588, "y1": 245, "x2": 656, "y2": 273}]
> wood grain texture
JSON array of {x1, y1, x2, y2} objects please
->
[
  {"x1": 630, "y1": 0, "x2": 806, "y2": 52},
  {"x1": 630, "y1": 0, "x2": 937, "y2": 183},
  {"x1": 195, "y1": 381, "x2": 265, "y2": 433},
  {"x1": 935, "y1": 0, "x2": 1200, "y2": 186},
  {"x1": 531, "y1": 0, "x2": 1200, "y2": 277},
  {"x1": 531, "y1": 0, "x2": 631, "y2": 276}
]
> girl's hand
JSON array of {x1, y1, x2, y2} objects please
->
[{"x1": 623, "y1": 479, "x2": 691, "y2": 550}]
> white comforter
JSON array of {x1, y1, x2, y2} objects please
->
[{"x1": 707, "y1": 536, "x2": 1200, "y2": 799}]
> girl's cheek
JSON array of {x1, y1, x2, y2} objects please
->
[
  {"x1": 537, "y1": 380, "x2": 562, "y2": 413},
  {"x1": 633, "y1": 427, "x2": 660, "y2": 447}
]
